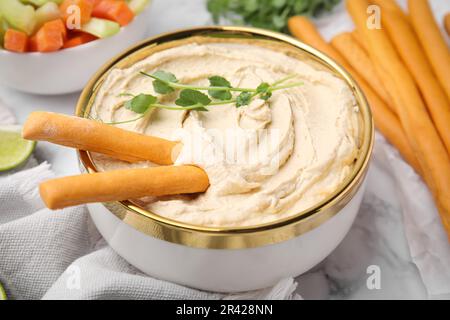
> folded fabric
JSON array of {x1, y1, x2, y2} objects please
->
[
  {"x1": 375, "y1": 135, "x2": 450, "y2": 298},
  {"x1": 0, "y1": 162, "x2": 299, "y2": 300}
]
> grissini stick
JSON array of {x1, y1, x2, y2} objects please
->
[
  {"x1": 347, "y1": 0, "x2": 450, "y2": 240},
  {"x1": 329, "y1": 33, "x2": 422, "y2": 174},
  {"x1": 287, "y1": 16, "x2": 422, "y2": 174},
  {"x1": 22, "y1": 111, "x2": 181, "y2": 165},
  {"x1": 40, "y1": 165, "x2": 209, "y2": 210},
  {"x1": 331, "y1": 32, "x2": 392, "y2": 107},
  {"x1": 445, "y1": 13, "x2": 450, "y2": 37},
  {"x1": 351, "y1": 30, "x2": 369, "y2": 53},
  {"x1": 408, "y1": 0, "x2": 450, "y2": 101},
  {"x1": 372, "y1": 0, "x2": 450, "y2": 155}
]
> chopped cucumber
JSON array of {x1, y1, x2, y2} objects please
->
[
  {"x1": 0, "y1": 16, "x2": 8, "y2": 48},
  {"x1": 0, "y1": 0, "x2": 36, "y2": 35},
  {"x1": 81, "y1": 18, "x2": 120, "y2": 38},
  {"x1": 127, "y1": 0, "x2": 150, "y2": 15},
  {"x1": 21, "y1": 0, "x2": 50, "y2": 7},
  {"x1": 35, "y1": 2, "x2": 61, "y2": 31},
  {"x1": 21, "y1": 0, "x2": 63, "y2": 7}
]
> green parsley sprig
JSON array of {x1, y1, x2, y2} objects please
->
[
  {"x1": 111, "y1": 71, "x2": 303, "y2": 124},
  {"x1": 207, "y1": 0, "x2": 341, "y2": 33}
]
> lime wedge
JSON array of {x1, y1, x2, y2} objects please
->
[
  {"x1": 0, "y1": 125, "x2": 36, "y2": 172},
  {"x1": 0, "y1": 281, "x2": 6, "y2": 300}
]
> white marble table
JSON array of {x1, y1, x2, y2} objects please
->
[{"x1": 1, "y1": 0, "x2": 449, "y2": 299}]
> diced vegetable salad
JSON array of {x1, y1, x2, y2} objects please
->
[{"x1": 0, "y1": 0, "x2": 149, "y2": 53}]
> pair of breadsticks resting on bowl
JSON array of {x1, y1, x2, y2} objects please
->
[{"x1": 22, "y1": 111, "x2": 210, "y2": 210}]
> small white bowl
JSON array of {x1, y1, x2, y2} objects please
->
[{"x1": 0, "y1": 5, "x2": 151, "y2": 95}]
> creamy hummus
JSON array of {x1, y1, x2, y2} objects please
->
[{"x1": 90, "y1": 40, "x2": 360, "y2": 227}]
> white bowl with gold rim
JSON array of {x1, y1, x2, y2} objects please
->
[{"x1": 76, "y1": 26, "x2": 374, "y2": 293}]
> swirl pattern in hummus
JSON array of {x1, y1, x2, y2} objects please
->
[{"x1": 90, "y1": 42, "x2": 360, "y2": 227}]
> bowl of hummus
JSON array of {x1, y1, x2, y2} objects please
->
[{"x1": 76, "y1": 26, "x2": 373, "y2": 292}]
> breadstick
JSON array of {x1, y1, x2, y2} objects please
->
[
  {"x1": 351, "y1": 30, "x2": 369, "y2": 53},
  {"x1": 331, "y1": 32, "x2": 391, "y2": 106},
  {"x1": 288, "y1": 16, "x2": 344, "y2": 63},
  {"x1": 445, "y1": 13, "x2": 450, "y2": 37},
  {"x1": 330, "y1": 32, "x2": 421, "y2": 172},
  {"x1": 40, "y1": 165, "x2": 209, "y2": 209},
  {"x1": 347, "y1": 0, "x2": 450, "y2": 239},
  {"x1": 408, "y1": 0, "x2": 450, "y2": 101},
  {"x1": 23, "y1": 112, "x2": 181, "y2": 165},
  {"x1": 287, "y1": 16, "x2": 421, "y2": 173},
  {"x1": 372, "y1": 0, "x2": 450, "y2": 155},
  {"x1": 365, "y1": 84, "x2": 422, "y2": 175}
]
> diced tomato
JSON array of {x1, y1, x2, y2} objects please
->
[{"x1": 92, "y1": 0, "x2": 134, "y2": 26}]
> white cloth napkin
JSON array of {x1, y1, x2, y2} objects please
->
[
  {"x1": 315, "y1": 0, "x2": 450, "y2": 298},
  {"x1": 0, "y1": 162, "x2": 297, "y2": 300},
  {"x1": 0, "y1": 102, "x2": 300, "y2": 300},
  {"x1": 373, "y1": 135, "x2": 450, "y2": 298}
]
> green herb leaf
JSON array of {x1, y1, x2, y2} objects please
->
[
  {"x1": 124, "y1": 94, "x2": 157, "y2": 114},
  {"x1": 209, "y1": 75, "x2": 231, "y2": 88},
  {"x1": 208, "y1": 75, "x2": 232, "y2": 100},
  {"x1": 0, "y1": 280, "x2": 6, "y2": 300},
  {"x1": 256, "y1": 82, "x2": 272, "y2": 100},
  {"x1": 152, "y1": 70, "x2": 178, "y2": 83},
  {"x1": 207, "y1": 0, "x2": 230, "y2": 23},
  {"x1": 236, "y1": 92, "x2": 252, "y2": 107},
  {"x1": 272, "y1": 15, "x2": 286, "y2": 30},
  {"x1": 192, "y1": 106, "x2": 210, "y2": 112},
  {"x1": 209, "y1": 90, "x2": 232, "y2": 101},
  {"x1": 147, "y1": 70, "x2": 178, "y2": 94},
  {"x1": 272, "y1": 0, "x2": 286, "y2": 9},
  {"x1": 244, "y1": 0, "x2": 258, "y2": 12},
  {"x1": 256, "y1": 82, "x2": 270, "y2": 94},
  {"x1": 294, "y1": 0, "x2": 309, "y2": 13},
  {"x1": 175, "y1": 89, "x2": 212, "y2": 107},
  {"x1": 153, "y1": 80, "x2": 174, "y2": 94},
  {"x1": 206, "y1": 0, "x2": 341, "y2": 33},
  {"x1": 260, "y1": 91, "x2": 272, "y2": 100}
]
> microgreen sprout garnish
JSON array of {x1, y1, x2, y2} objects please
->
[{"x1": 112, "y1": 70, "x2": 303, "y2": 124}]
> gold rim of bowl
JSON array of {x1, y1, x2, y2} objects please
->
[{"x1": 75, "y1": 26, "x2": 374, "y2": 249}]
